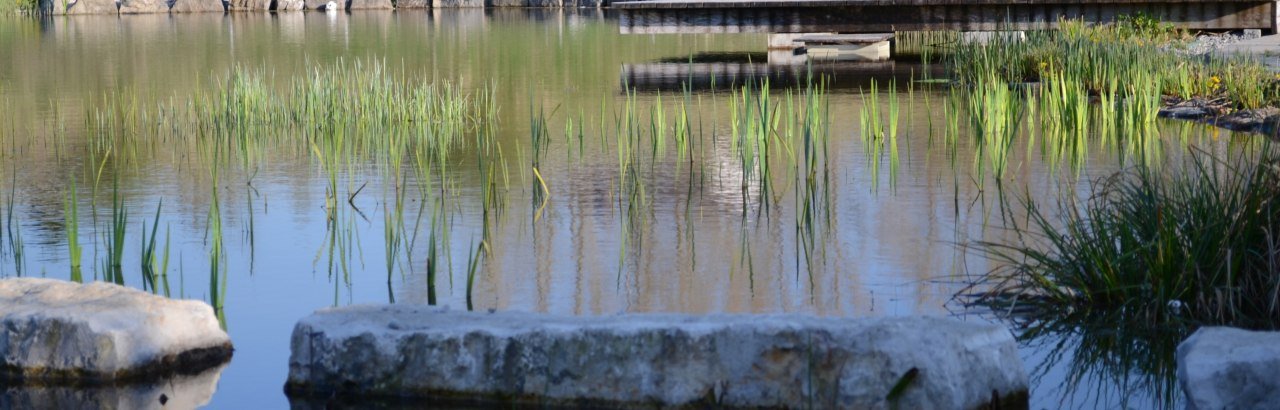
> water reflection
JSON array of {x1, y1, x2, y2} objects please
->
[
  {"x1": 1006, "y1": 313, "x2": 1187, "y2": 409},
  {"x1": 621, "y1": 52, "x2": 941, "y2": 92},
  {"x1": 0, "y1": 9, "x2": 1259, "y2": 409},
  {"x1": 0, "y1": 363, "x2": 228, "y2": 409}
]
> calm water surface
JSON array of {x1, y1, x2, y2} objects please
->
[{"x1": 0, "y1": 10, "x2": 1250, "y2": 409}]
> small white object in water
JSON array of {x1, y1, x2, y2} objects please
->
[
  {"x1": 1167, "y1": 299, "x2": 1185, "y2": 315},
  {"x1": 324, "y1": 0, "x2": 337, "y2": 11}
]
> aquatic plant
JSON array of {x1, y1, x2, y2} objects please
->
[
  {"x1": 65, "y1": 180, "x2": 82, "y2": 282},
  {"x1": 968, "y1": 146, "x2": 1280, "y2": 329},
  {"x1": 950, "y1": 18, "x2": 1280, "y2": 119},
  {"x1": 140, "y1": 201, "x2": 163, "y2": 293},
  {"x1": 3, "y1": 179, "x2": 22, "y2": 276},
  {"x1": 103, "y1": 179, "x2": 127, "y2": 285}
]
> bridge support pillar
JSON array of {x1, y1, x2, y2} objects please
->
[{"x1": 1273, "y1": 0, "x2": 1279, "y2": 34}]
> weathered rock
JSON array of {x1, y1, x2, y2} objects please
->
[
  {"x1": 1178, "y1": 327, "x2": 1280, "y2": 410},
  {"x1": 0, "y1": 363, "x2": 225, "y2": 409},
  {"x1": 51, "y1": 0, "x2": 118, "y2": 15},
  {"x1": 486, "y1": 0, "x2": 557, "y2": 7},
  {"x1": 345, "y1": 0, "x2": 390, "y2": 9},
  {"x1": 0, "y1": 278, "x2": 233, "y2": 384},
  {"x1": 168, "y1": 0, "x2": 224, "y2": 13},
  {"x1": 432, "y1": 0, "x2": 481, "y2": 7},
  {"x1": 1159, "y1": 105, "x2": 1214, "y2": 119},
  {"x1": 393, "y1": 0, "x2": 427, "y2": 8},
  {"x1": 273, "y1": 0, "x2": 304, "y2": 10},
  {"x1": 303, "y1": 0, "x2": 336, "y2": 10},
  {"x1": 286, "y1": 305, "x2": 1028, "y2": 409},
  {"x1": 225, "y1": 0, "x2": 267, "y2": 10},
  {"x1": 116, "y1": 0, "x2": 166, "y2": 13}
]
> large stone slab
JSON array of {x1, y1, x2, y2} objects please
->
[
  {"x1": 345, "y1": 0, "x2": 391, "y2": 9},
  {"x1": 116, "y1": 0, "x2": 166, "y2": 13},
  {"x1": 168, "y1": 0, "x2": 225, "y2": 12},
  {"x1": 394, "y1": 0, "x2": 428, "y2": 8},
  {"x1": 432, "y1": 0, "x2": 481, "y2": 7},
  {"x1": 1177, "y1": 327, "x2": 1280, "y2": 410},
  {"x1": 0, "y1": 278, "x2": 233, "y2": 384},
  {"x1": 286, "y1": 305, "x2": 1028, "y2": 408},
  {"x1": 273, "y1": 0, "x2": 305, "y2": 10},
  {"x1": 225, "y1": 0, "x2": 267, "y2": 10},
  {"x1": 51, "y1": 0, "x2": 118, "y2": 14}
]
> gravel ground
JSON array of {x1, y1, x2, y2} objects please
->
[{"x1": 1165, "y1": 31, "x2": 1262, "y2": 56}]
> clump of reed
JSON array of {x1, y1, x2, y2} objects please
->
[
  {"x1": 967, "y1": 146, "x2": 1280, "y2": 329},
  {"x1": 950, "y1": 19, "x2": 1280, "y2": 112},
  {"x1": 2, "y1": 179, "x2": 23, "y2": 276}
]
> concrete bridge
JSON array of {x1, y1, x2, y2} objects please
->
[{"x1": 616, "y1": 0, "x2": 1279, "y2": 34}]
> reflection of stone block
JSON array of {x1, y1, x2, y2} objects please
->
[
  {"x1": 287, "y1": 306, "x2": 1029, "y2": 408},
  {"x1": 3, "y1": 364, "x2": 227, "y2": 409}
]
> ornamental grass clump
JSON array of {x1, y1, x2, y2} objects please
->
[{"x1": 970, "y1": 146, "x2": 1280, "y2": 329}]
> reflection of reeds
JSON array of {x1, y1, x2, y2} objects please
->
[
  {"x1": 1009, "y1": 312, "x2": 1184, "y2": 408},
  {"x1": 3, "y1": 178, "x2": 23, "y2": 277}
]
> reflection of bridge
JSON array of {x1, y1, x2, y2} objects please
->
[
  {"x1": 621, "y1": 59, "x2": 919, "y2": 92},
  {"x1": 616, "y1": 0, "x2": 1278, "y2": 34}
]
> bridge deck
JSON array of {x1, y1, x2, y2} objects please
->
[
  {"x1": 617, "y1": 0, "x2": 1263, "y2": 9},
  {"x1": 617, "y1": 0, "x2": 1278, "y2": 34}
]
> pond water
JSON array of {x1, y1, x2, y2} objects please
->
[{"x1": 0, "y1": 10, "x2": 1255, "y2": 409}]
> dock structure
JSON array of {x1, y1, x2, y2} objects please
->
[{"x1": 616, "y1": 0, "x2": 1280, "y2": 34}]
